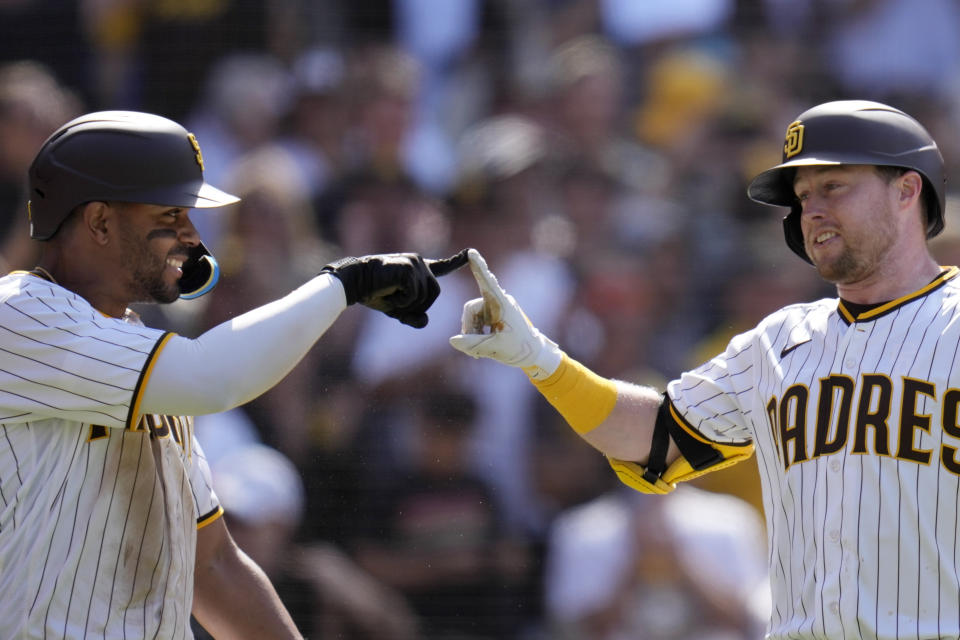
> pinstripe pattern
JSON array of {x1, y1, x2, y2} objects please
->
[
  {"x1": 0, "y1": 272, "x2": 219, "y2": 638},
  {"x1": 667, "y1": 267, "x2": 960, "y2": 640}
]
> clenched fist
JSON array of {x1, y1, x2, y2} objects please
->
[{"x1": 323, "y1": 250, "x2": 469, "y2": 328}]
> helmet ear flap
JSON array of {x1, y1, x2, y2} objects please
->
[
  {"x1": 783, "y1": 207, "x2": 813, "y2": 265},
  {"x1": 921, "y1": 178, "x2": 945, "y2": 239},
  {"x1": 178, "y1": 242, "x2": 220, "y2": 299}
]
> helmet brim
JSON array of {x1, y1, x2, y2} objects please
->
[
  {"x1": 746, "y1": 154, "x2": 885, "y2": 208},
  {"x1": 191, "y1": 182, "x2": 241, "y2": 208},
  {"x1": 112, "y1": 180, "x2": 241, "y2": 211}
]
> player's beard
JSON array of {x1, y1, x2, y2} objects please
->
[
  {"x1": 117, "y1": 224, "x2": 182, "y2": 304},
  {"x1": 809, "y1": 206, "x2": 898, "y2": 285}
]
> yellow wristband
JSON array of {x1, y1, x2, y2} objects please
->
[{"x1": 531, "y1": 354, "x2": 618, "y2": 434}]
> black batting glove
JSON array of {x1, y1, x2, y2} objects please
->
[{"x1": 321, "y1": 249, "x2": 469, "y2": 328}]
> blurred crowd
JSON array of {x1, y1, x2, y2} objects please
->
[{"x1": 3, "y1": 1, "x2": 960, "y2": 638}]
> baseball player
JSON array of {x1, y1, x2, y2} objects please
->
[
  {"x1": 0, "y1": 110, "x2": 467, "y2": 638},
  {"x1": 451, "y1": 100, "x2": 959, "y2": 640}
]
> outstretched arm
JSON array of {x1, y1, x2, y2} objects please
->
[
  {"x1": 450, "y1": 250, "x2": 682, "y2": 475},
  {"x1": 451, "y1": 250, "x2": 753, "y2": 493},
  {"x1": 145, "y1": 272, "x2": 347, "y2": 416},
  {"x1": 588, "y1": 381, "x2": 677, "y2": 465},
  {"x1": 142, "y1": 251, "x2": 468, "y2": 417}
]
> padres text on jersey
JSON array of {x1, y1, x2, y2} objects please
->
[{"x1": 667, "y1": 267, "x2": 960, "y2": 640}]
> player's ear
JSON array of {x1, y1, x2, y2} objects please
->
[
  {"x1": 896, "y1": 171, "x2": 923, "y2": 209},
  {"x1": 78, "y1": 201, "x2": 111, "y2": 245}
]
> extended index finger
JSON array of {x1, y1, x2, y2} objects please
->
[
  {"x1": 426, "y1": 248, "x2": 470, "y2": 277},
  {"x1": 465, "y1": 249, "x2": 507, "y2": 297},
  {"x1": 465, "y1": 249, "x2": 509, "y2": 329}
]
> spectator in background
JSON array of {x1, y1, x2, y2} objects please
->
[
  {"x1": 598, "y1": 0, "x2": 735, "y2": 47},
  {"x1": 524, "y1": 395, "x2": 622, "y2": 635},
  {"x1": 539, "y1": 34, "x2": 671, "y2": 198},
  {"x1": 533, "y1": 37, "x2": 715, "y2": 381},
  {"x1": 391, "y1": 0, "x2": 476, "y2": 195},
  {"x1": 529, "y1": 394, "x2": 618, "y2": 528},
  {"x1": 317, "y1": 168, "x2": 449, "y2": 258},
  {"x1": 0, "y1": 1, "x2": 90, "y2": 104},
  {"x1": 346, "y1": 112, "x2": 575, "y2": 534},
  {"x1": 352, "y1": 383, "x2": 530, "y2": 640},
  {"x1": 632, "y1": 47, "x2": 730, "y2": 170},
  {"x1": 306, "y1": 43, "x2": 456, "y2": 250},
  {"x1": 0, "y1": 60, "x2": 81, "y2": 270},
  {"x1": 280, "y1": 47, "x2": 350, "y2": 204},
  {"x1": 627, "y1": 46, "x2": 764, "y2": 375},
  {"x1": 340, "y1": 45, "x2": 432, "y2": 189},
  {"x1": 197, "y1": 441, "x2": 419, "y2": 640},
  {"x1": 392, "y1": 0, "x2": 526, "y2": 195},
  {"x1": 193, "y1": 144, "x2": 330, "y2": 462},
  {"x1": 544, "y1": 486, "x2": 769, "y2": 640},
  {"x1": 563, "y1": 248, "x2": 661, "y2": 380},
  {"x1": 448, "y1": 114, "x2": 557, "y2": 266},
  {"x1": 135, "y1": 1, "x2": 283, "y2": 121},
  {"x1": 77, "y1": 0, "x2": 141, "y2": 109},
  {"x1": 185, "y1": 52, "x2": 293, "y2": 254},
  {"x1": 205, "y1": 144, "x2": 329, "y2": 311},
  {"x1": 823, "y1": 0, "x2": 960, "y2": 103}
]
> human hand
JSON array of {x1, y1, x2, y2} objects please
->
[
  {"x1": 449, "y1": 249, "x2": 562, "y2": 379},
  {"x1": 322, "y1": 249, "x2": 468, "y2": 328}
]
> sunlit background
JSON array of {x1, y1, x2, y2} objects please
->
[{"x1": 2, "y1": 1, "x2": 959, "y2": 638}]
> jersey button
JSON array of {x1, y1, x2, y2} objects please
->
[
  {"x1": 829, "y1": 529, "x2": 840, "y2": 542},
  {"x1": 844, "y1": 358, "x2": 857, "y2": 369}
]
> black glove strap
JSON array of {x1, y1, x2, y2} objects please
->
[{"x1": 321, "y1": 257, "x2": 362, "y2": 305}]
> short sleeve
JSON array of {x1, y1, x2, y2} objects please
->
[
  {"x1": 0, "y1": 276, "x2": 170, "y2": 428},
  {"x1": 190, "y1": 432, "x2": 222, "y2": 528},
  {"x1": 666, "y1": 328, "x2": 758, "y2": 445}
]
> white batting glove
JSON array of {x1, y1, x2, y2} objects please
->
[{"x1": 449, "y1": 249, "x2": 563, "y2": 380}]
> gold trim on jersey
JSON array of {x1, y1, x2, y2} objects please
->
[
  {"x1": 28, "y1": 266, "x2": 57, "y2": 283},
  {"x1": 608, "y1": 402, "x2": 755, "y2": 494},
  {"x1": 663, "y1": 404, "x2": 755, "y2": 476},
  {"x1": 197, "y1": 505, "x2": 224, "y2": 529},
  {"x1": 666, "y1": 403, "x2": 752, "y2": 449},
  {"x1": 838, "y1": 266, "x2": 959, "y2": 324},
  {"x1": 10, "y1": 268, "x2": 56, "y2": 281},
  {"x1": 127, "y1": 332, "x2": 176, "y2": 429}
]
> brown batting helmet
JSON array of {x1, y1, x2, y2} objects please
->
[
  {"x1": 747, "y1": 100, "x2": 946, "y2": 263},
  {"x1": 27, "y1": 111, "x2": 239, "y2": 298}
]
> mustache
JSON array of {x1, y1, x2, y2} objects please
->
[
  {"x1": 145, "y1": 229, "x2": 191, "y2": 259},
  {"x1": 146, "y1": 228, "x2": 178, "y2": 240}
]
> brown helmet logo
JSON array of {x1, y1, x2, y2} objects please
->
[
  {"x1": 784, "y1": 120, "x2": 804, "y2": 159},
  {"x1": 187, "y1": 133, "x2": 205, "y2": 171}
]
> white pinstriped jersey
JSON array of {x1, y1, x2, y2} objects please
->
[
  {"x1": 0, "y1": 272, "x2": 220, "y2": 639},
  {"x1": 667, "y1": 266, "x2": 960, "y2": 640}
]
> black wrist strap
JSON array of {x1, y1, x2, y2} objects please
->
[{"x1": 642, "y1": 396, "x2": 672, "y2": 484}]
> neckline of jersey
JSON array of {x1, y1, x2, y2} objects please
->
[
  {"x1": 16, "y1": 268, "x2": 122, "y2": 319},
  {"x1": 837, "y1": 265, "x2": 959, "y2": 324},
  {"x1": 28, "y1": 266, "x2": 58, "y2": 284}
]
